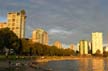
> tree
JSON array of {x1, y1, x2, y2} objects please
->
[
  {"x1": 20, "y1": 9, "x2": 26, "y2": 15},
  {"x1": 95, "y1": 49, "x2": 101, "y2": 54},
  {"x1": 94, "y1": 49, "x2": 102, "y2": 56},
  {"x1": 21, "y1": 38, "x2": 33, "y2": 55},
  {"x1": 0, "y1": 28, "x2": 20, "y2": 54},
  {"x1": 103, "y1": 51, "x2": 108, "y2": 57}
]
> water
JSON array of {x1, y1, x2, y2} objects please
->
[
  {"x1": 0, "y1": 58, "x2": 108, "y2": 71},
  {"x1": 39, "y1": 58, "x2": 108, "y2": 71}
]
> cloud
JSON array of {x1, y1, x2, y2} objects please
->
[
  {"x1": 30, "y1": 0, "x2": 48, "y2": 5},
  {"x1": 0, "y1": 0, "x2": 108, "y2": 47},
  {"x1": 48, "y1": 28, "x2": 72, "y2": 35}
]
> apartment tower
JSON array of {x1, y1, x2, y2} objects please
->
[
  {"x1": 32, "y1": 28, "x2": 48, "y2": 45},
  {"x1": 0, "y1": 22, "x2": 7, "y2": 29},
  {"x1": 92, "y1": 32, "x2": 103, "y2": 54},
  {"x1": 69, "y1": 44, "x2": 74, "y2": 50},
  {"x1": 7, "y1": 10, "x2": 26, "y2": 38},
  {"x1": 53, "y1": 41, "x2": 62, "y2": 49},
  {"x1": 79, "y1": 40, "x2": 88, "y2": 55}
]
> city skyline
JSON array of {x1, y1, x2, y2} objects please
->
[{"x1": 0, "y1": 0, "x2": 108, "y2": 47}]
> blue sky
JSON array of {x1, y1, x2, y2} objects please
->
[
  {"x1": 0, "y1": 17, "x2": 6, "y2": 22},
  {"x1": 0, "y1": 0, "x2": 108, "y2": 47}
]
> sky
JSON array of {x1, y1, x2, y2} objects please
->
[{"x1": 0, "y1": 0, "x2": 108, "y2": 47}]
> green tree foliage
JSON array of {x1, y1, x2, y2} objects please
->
[
  {"x1": 21, "y1": 38, "x2": 33, "y2": 55},
  {"x1": 0, "y1": 28, "x2": 77, "y2": 56},
  {"x1": 20, "y1": 9, "x2": 26, "y2": 15},
  {"x1": 21, "y1": 41, "x2": 75, "y2": 56},
  {"x1": 94, "y1": 49, "x2": 102, "y2": 56},
  {"x1": 103, "y1": 51, "x2": 108, "y2": 57},
  {"x1": 0, "y1": 28, "x2": 20, "y2": 53}
]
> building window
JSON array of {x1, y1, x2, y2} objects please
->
[
  {"x1": 12, "y1": 15, "x2": 15, "y2": 17},
  {"x1": 17, "y1": 13, "x2": 20, "y2": 15},
  {"x1": 12, "y1": 27, "x2": 15, "y2": 31},
  {"x1": 12, "y1": 23, "x2": 15, "y2": 26},
  {"x1": 16, "y1": 27, "x2": 19, "y2": 29},
  {"x1": 12, "y1": 19, "x2": 15, "y2": 22}
]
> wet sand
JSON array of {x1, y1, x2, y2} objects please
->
[
  {"x1": 34, "y1": 56, "x2": 106, "y2": 63},
  {"x1": 34, "y1": 56, "x2": 91, "y2": 63}
]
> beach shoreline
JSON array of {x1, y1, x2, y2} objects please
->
[{"x1": 34, "y1": 56, "x2": 105, "y2": 63}]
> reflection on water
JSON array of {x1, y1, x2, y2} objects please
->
[
  {"x1": 40, "y1": 58, "x2": 108, "y2": 71},
  {"x1": 79, "y1": 58, "x2": 105, "y2": 71},
  {"x1": 79, "y1": 58, "x2": 91, "y2": 71},
  {"x1": 92, "y1": 58, "x2": 104, "y2": 71},
  {"x1": 104, "y1": 58, "x2": 108, "y2": 70},
  {"x1": 0, "y1": 58, "x2": 108, "y2": 71}
]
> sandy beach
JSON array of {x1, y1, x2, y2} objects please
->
[{"x1": 34, "y1": 56, "x2": 94, "y2": 63}]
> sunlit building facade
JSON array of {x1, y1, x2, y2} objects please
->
[
  {"x1": 103, "y1": 47, "x2": 108, "y2": 52},
  {"x1": 79, "y1": 40, "x2": 88, "y2": 55},
  {"x1": 0, "y1": 10, "x2": 26, "y2": 38},
  {"x1": 92, "y1": 32, "x2": 103, "y2": 54},
  {"x1": 32, "y1": 28, "x2": 48, "y2": 45},
  {"x1": 7, "y1": 10, "x2": 26, "y2": 38},
  {"x1": 0, "y1": 22, "x2": 7, "y2": 29},
  {"x1": 69, "y1": 44, "x2": 74, "y2": 50},
  {"x1": 53, "y1": 41, "x2": 62, "y2": 49}
]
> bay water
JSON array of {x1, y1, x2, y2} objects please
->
[
  {"x1": 39, "y1": 58, "x2": 108, "y2": 71},
  {"x1": 0, "y1": 58, "x2": 108, "y2": 71}
]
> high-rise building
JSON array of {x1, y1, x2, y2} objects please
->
[
  {"x1": 53, "y1": 41, "x2": 62, "y2": 48},
  {"x1": 103, "y1": 46, "x2": 108, "y2": 52},
  {"x1": 77, "y1": 43, "x2": 80, "y2": 51},
  {"x1": 7, "y1": 10, "x2": 26, "y2": 38},
  {"x1": 32, "y1": 28, "x2": 48, "y2": 45},
  {"x1": 69, "y1": 44, "x2": 74, "y2": 50},
  {"x1": 0, "y1": 22, "x2": 7, "y2": 29},
  {"x1": 79, "y1": 40, "x2": 88, "y2": 55},
  {"x1": 88, "y1": 42, "x2": 92, "y2": 51},
  {"x1": 0, "y1": 10, "x2": 26, "y2": 38},
  {"x1": 92, "y1": 32, "x2": 103, "y2": 54}
]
